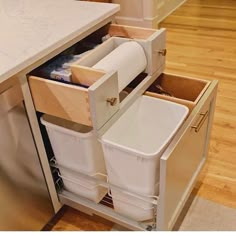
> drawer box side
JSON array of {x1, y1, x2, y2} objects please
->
[
  {"x1": 75, "y1": 37, "x2": 115, "y2": 67},
  {"x1": 145, "y1": 73, "x2": 210, "y2": 112},
  {"x1": 108, "y1": 24, "x2": 157, "y2": 40},
  {"x1": 157, "y1": 80, "x2": 218, "y2": 230},
  {"x1": 28, "y1": 76, "x2": 92, "y2": 126},
  {"x1": 71, "y1": 65, "x2": 106, "y2": 87}
]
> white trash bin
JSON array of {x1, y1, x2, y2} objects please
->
[
  {"x1": 101, "y1": 95, "x2": 189, "y2": 221},
  {"x1": 41, "y1": 115, "x2": 107, "y2": 203}
]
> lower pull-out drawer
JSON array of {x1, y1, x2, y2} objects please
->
[
  {"x1": 51, "y1": 74, "x2": 217, "y2": 231},
  {"x1": 157, "y1": 78, "x2": 218, "y2": 230}
]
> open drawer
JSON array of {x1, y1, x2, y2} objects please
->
[
  {"x1": 28, "y1": 71, "x2": 119, "y2": 130},
  {"x1": 28, "y1": 24, "x2": 166, "y2": 130},
  {"x1": 126, "y1": 72, "x2": 211, "y2": 113},
  {"x1": 75, "y1": 24, "x2": 166, "y2": 75},
  {"x1": 55, "y1": 78, "x2": 218, "y2": 231},
  {"x1": 33, "y1": 73, "x2": 218, "y2": 230},
  {"x1": 145, "y1": 73, "x2": 210, "y2": 112}
]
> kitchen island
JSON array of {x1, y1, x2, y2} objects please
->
[
  {"x1": 0, "y1": 0, "x2": 218, "y2": 231},
  {"x1": 0, "y1": 0, "x2": 119, "y2": 83},
  {"x1": 0, "y1": 0, "x2": 119, "y2": 229}
]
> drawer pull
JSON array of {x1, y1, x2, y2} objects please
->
[
  {"x1": 191, "y1": 111, "x2": 209, "y2": 133},
  {"x1": 106, "y1": 97, "x2": 117, "y2": 106},
  {"x1": 158, "y1": 49, "x2": 167, "y2": 56}
]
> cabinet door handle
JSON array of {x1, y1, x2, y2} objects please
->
[{"x1": 191, "y1": 110, "x2": 209, "y2": 133}]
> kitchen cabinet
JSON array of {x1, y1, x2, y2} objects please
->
[
  {"x1": 0, "y1": 0, "x2": 217, "y2": 231},
  {"x1": 0, "y1": 0, "x2": 120, "y2": 230},
  {"x1": 28, "y1": 24, "x2": 217, "y2": 230},
  {"x1": 0, "y1": 77, "x2": 54, "y2": 230}
]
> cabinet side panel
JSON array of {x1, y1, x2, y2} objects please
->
[
  {"x1": 29, "y1": 76, "x2": 92, "y2": 126},
  {"x1": 157, "y1": 81, "x2": 218, "y2": 230}
]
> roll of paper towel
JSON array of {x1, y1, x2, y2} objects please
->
[{"x1": 92, "y1": 41, "x2": 147, "y2": 92}]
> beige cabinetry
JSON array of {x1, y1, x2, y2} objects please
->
[
  {"x1": 26, "y1": 22, "x2": 218, "y2": 230},
  {"x1": 112, "y1": 0, "x2": 186, "y2": 28}
]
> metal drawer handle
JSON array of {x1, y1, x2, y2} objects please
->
[
  {"x1": 191, "y1": 110, "x2": 209, "y2": 133},
  {"x1": 106, "y1": 97, "x2": 117, "y2": 106}
]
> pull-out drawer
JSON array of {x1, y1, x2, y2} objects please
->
[
  {"x1": 29, "y1": 71, "x2": 119, "y2": 130},
  {"x1": 127, "y1": 73, "x2": 211, "y2": 114},
  {"x1": 54, "y1": 75, "x2": 218, "y2": 231},
  {"x1": 28, "y1": 24, "x2": 166, "y2": 130}
]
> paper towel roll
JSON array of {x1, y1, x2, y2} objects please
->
[{"x1": 92, "y1": 41, "x2": 147, "y2": 92}]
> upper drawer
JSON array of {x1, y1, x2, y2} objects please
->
[
  {"x1": 29, "y1": 70, "x2": 119, "y2": 130},
  {"x1": 28, "y1": 24, "x2": 166, "y2": 129}
]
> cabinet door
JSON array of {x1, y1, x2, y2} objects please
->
[
  {"x1": 0, "y1": 82, "x2": 54, "y2": 230},
  {"x1": 157, "y1": 80, "x2": 218, "y2": 230}
]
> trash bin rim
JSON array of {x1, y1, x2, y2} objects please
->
[
  {"x1": 40, "y1": 115, "x2": 94, "y2": 138},
  {"x1": 101, "y1": 138, "x2": 165, "y2": 159}
]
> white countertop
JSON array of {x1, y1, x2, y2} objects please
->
[{"x1": 0, "y1": 0, "x2": 119, "y2": 83}]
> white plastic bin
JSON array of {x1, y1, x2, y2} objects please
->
[
  {"x1": 58, "y1": 168, "x2": 107, "y2": 203},
  {"x1": 101, "y1": 95, "x2": 188, "y2": 221},
  {"x1": 41, "y1": 115, "x2": 107, "y2": 203}
]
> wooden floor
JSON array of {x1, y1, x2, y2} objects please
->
[
  {"x1": 160, "y1": 0, "x2": 236, "y2": 210},
  {"x1": 49, "y1": 0, "x2": 236, "y2": 230}
]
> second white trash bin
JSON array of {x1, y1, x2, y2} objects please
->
[
  {"x1": 41, "y1": 115, "x2": 107, "y2": 203},
  {"x1": 101, "y1": 95, "x2": 189, "y2": 221}
]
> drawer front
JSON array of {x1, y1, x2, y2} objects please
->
[
  {"x1": 157, "y1": 80, "x2": 218, "y2": 230},
  {"x1": 88, "y1": 71, "x2": 119, "y2": 130},
  {"x1": 149, "y1": 28, "x2": 166, "y2": 74}
]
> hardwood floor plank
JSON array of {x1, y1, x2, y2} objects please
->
[
  {"x1": 161, "y1": 0, "x2": 236, "y2": 210},
  {"x1": 186, "y1": 0, "x2": 236, "y2": 8}
]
